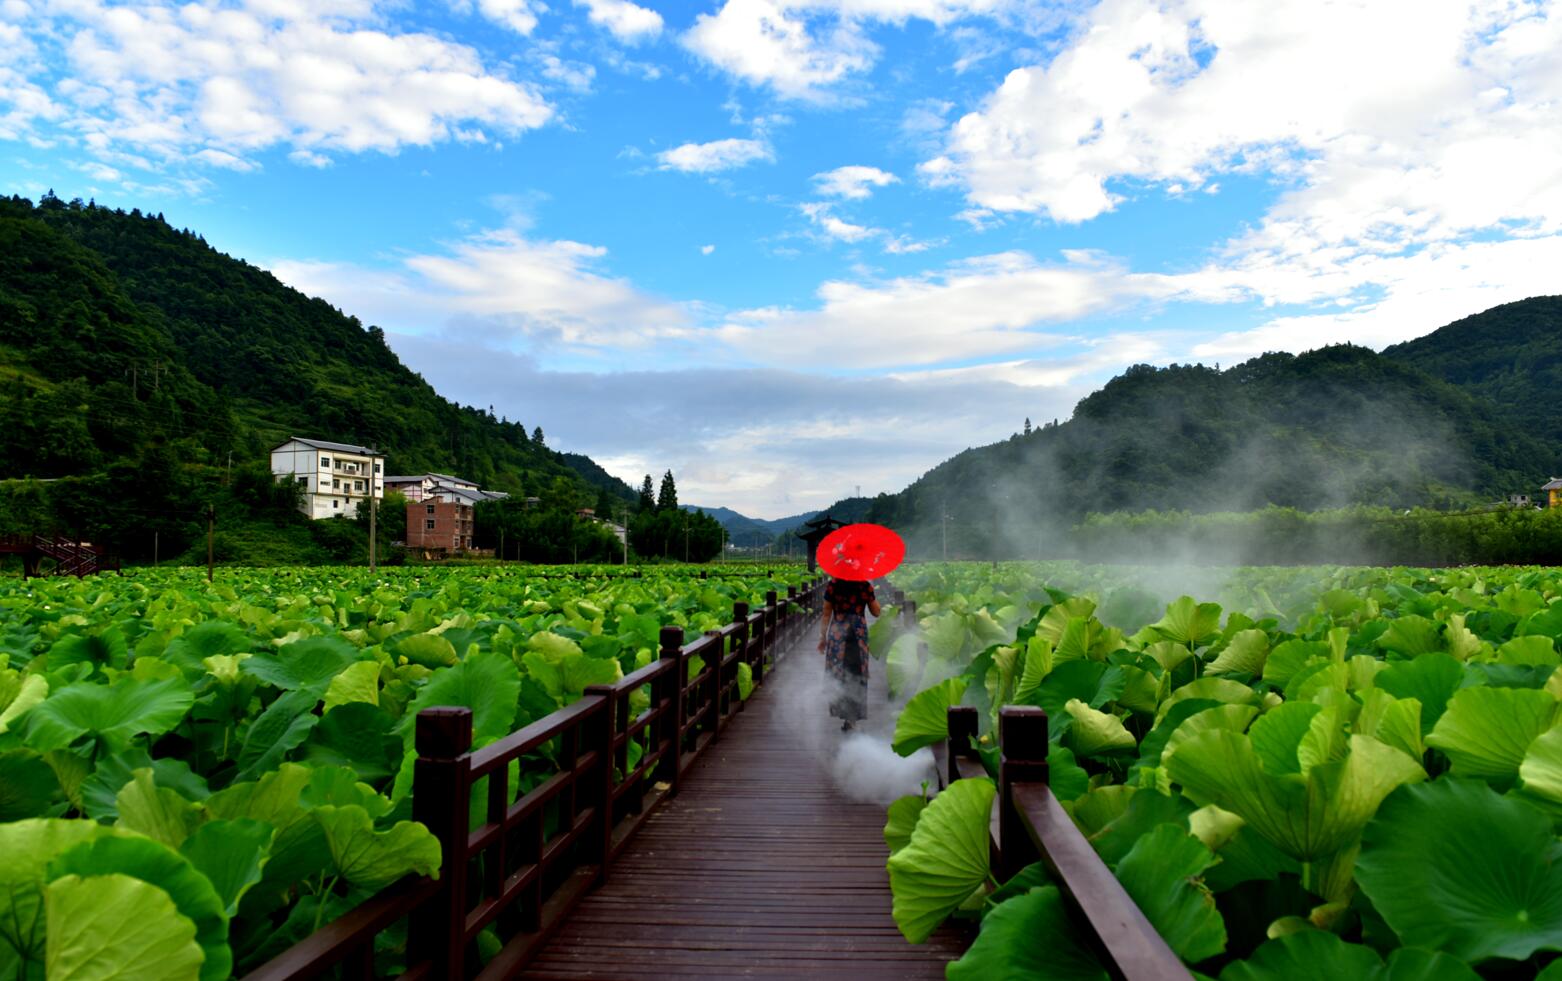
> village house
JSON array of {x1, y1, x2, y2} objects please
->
[
  {"x1": 1545, "y1": 478, "x2": 1562, "y2": 509},
  {"x1": 270, "y1": 438, "x2": 384, "y2": 519},
  {"x1": 395, "y1": 472, "x2": 508, "y2": 553}
]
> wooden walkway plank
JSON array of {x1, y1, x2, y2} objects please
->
[{"x1": 521, "y1": 634, "x2": 969, "y2": 979}]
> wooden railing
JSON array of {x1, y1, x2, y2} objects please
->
[
  {"x1": 936, "y1": 704, "x2": 1190, "y2": 981},
  {"x1": 241, "y1": 581, "x2": 823, "y2": 981}
]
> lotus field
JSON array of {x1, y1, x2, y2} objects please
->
[
  {"x1": 0, "y1": 565, "x2": 808, "y2": 980},
  {"x1": 883, "y1": 562, "x2": 1562, "y2": 980}
]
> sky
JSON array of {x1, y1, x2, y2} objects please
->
[{"x1": 4, "y1": 0, "x2": 1562, "y2": 518}]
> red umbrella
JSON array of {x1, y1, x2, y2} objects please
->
[{"x1": 817, "y1": 524, "x2": 906, "y2": 581}]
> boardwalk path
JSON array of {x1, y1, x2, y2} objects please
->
[{"x1": 522, "y1": 633, "x2": 970, "y2": 979}]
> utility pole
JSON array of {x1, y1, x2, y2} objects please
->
[
  {"x1": 206, "y1": 505, "x2": 214, "y2": 583},
  {"x1": 368, "y1": 493, "x2": 378, "y2": 573},
  {"x1": 499, "y1": 527, "x2": 505, "y2": 563}
]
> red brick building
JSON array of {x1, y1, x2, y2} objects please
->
[{"x1": 407, "y1": 498, "x2": 474, "y2": 552}]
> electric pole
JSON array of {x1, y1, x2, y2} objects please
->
[
  {"x1": 368, "y1": 493, "x2": 378, "y2": 573},
  {"x1": 206, "y1": 505, "x2": 215, "y2": 583}
]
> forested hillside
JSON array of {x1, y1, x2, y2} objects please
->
[
  {"x1": 854, "y1": 336, "x2": 1560, "y2": 556},
  {"x1": 1384, "y1": 295, "x2": 1562, "y2": 444},
  {"x1": 0, "y1": 192, "x2": 632, "y2": 561}
]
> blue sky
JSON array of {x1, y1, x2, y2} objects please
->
[{"x1": 4, "y1": 0, "x2": 1561, "y2": 516}]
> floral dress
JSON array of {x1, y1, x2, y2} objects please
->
[{"x1": 824, "y1": 578, "x2": 875, "y2": 722}]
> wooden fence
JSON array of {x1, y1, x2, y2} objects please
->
[
  {"x1": 242, "y1": 580, "x2": 824, "y2": 981},
  {"x1": 936, "y1": 706, "x2": 1191, "y2": 981}
]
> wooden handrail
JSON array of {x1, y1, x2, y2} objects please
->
[
  {"x1": 942, "y1": 704, "x2": 1191, "y2": 981},
  {"x1": 240, "y1": 577, "x2": 825, "y2": 980}
]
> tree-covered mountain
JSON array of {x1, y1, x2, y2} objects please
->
[
  {"x1": 0, "y1": 192, "x2": 633, "y2": 497},
  {"x1": 849, "y1": 327, "x2": 1560, "y2": 557},
  {"x1": 0, "y1": 192, "x2": 633, "y2": 561},
  {"x1": 1383, "y1": 295, "x2": 1562, "y2": 445}
]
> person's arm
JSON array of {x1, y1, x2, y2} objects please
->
[
  {"x1": 818, "y1": 601, "x2": 833, "y2": 651},
  {"x1": 867, "y1": 584, "x2": 881, "y2": 618}
]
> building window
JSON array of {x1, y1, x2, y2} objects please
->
[
  {"x1": 426, "y1": 504, "x2": 435, "y2": 514},
  {"x1": 332, "y1": 500, "x2": 339, "y2": 509},
  {"x1": 425, "y1": 519, "x2": 435, "y2": 530},
  {"x1": 354, "y1": 481, "x2": 364, "y2": 491},
  {"x1": 296, "y1": 476, "x2": 307, "y2": 486},
  {"x1": 332, "y1": 479, "x2": 340, "y2": 489},
  {"x1": 320, "y1": 457, "x2": 330, "y2": 468},
  {"x1": 374, "y1": 463, "x2": 381, "y2": 473}
]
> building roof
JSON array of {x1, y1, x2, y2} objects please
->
[
  {"x1": 1544, "y1": 478, "x2": 1562, "y2": 491},
  {"x1": 274, "y1": 437, "x2": 382, "y2": 457},
  {"x1": 383, "y1": 475, "x2": 426, "y2": 483}
]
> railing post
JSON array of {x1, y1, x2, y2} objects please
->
[
  {"x1": 765, "y1": 591, "x2": 779, "y2": 666},
  {"x1": 903, "y1": 599, "x2": 917, "y2": 626},
  {"x1": 705, "y1": 629, "x2": 725, "y2": 739},
  {"x1": 410, "y1": 707, "x2": 473, "y2": 978},
  {"x1": 657, "y1": 625, "x2": 685, "y2": 797},
  {"x1": 786, "y1": 585, "x2": 799, "y2": 643},
  {"x1": 734, "y1": 602, "x2": 755, "y2": 687},
  {"x1": 998, "y1": 706, "x2": 1048, "y2": 881},
  {"x1": 582, "y1": 686, "x2": 616, "y2": 877},
  {"x1": 946, "y1": 706, "x2": 978, "y2": 787}
]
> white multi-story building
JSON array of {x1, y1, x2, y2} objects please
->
[
  {"x1": 271, "y1": 437, "x2": 385, "y2": 519},
  {"x1": 383, "y1": 472, "x2": 480, "y2": 502}
]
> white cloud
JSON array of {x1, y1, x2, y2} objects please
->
[
  {"x1": 925, "y1": 0, "x2": 1562, "y2": 252},
  {"x1": 466, "y1": 0, "x2": 546, "y2": 34},
  {"x1": 700, "y1": 244, "x2": 716, "y2": 255},
  {"x1": 812, "y1": 164, "x2": 898, "y2": 199},
  {"x1": 538, "y1": 54, "x2": 596, "y2": 92},
  {"x1": 682, "y1": 1, "x2": 1045, "y2": 99},
  {"x1": 2, "y1": 0, "x2": 553, "y2": 173},
  {"x1": 573, "y1": 0, "x2": 663, "y2": 42},
  {"x1": 800, "y1": 201, "x2": 876, "y2": 242},
  {"x1": 270, "y1": 226, "x2": 693, "y2": 353},
  {"x1": 656, "y1": 137, "x2": 774, "y2": 173},
  {"x1": 717, "y1": 249, "x2": 1204, "y2": 368}
]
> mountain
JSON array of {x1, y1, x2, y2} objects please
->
[
  {"x1": 844, "y1": 330, "x2": 1561, "y2": 557},
  {"x1": 0, "y1": 192, "x2": 634, "y2": 560},
  {"x1": 1383, "y1": 296, "x2": 1562, "y2": 444},
  {"x1": 682, "y1": 505, "x2": 826, "y2": 543}
]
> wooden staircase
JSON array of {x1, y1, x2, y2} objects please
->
[{"x1": 0, "y1": 534, "x2": 104, "y2": 577}]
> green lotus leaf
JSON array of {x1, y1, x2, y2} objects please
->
[
  {"x1": 0, "y1": 749, "x2": 58, "y2": 821},
  {"x1": 23, "y1": 676, "x2": 193, "y2": 754},
  {"x1": 0, "y1": 819, "x2": 134, "y2": 968},
  {"x1": 1247, "y1": 701, "x2": 1320, "y2": 776},
  {"x1": 304, "y1": 703, "x2": 401, "y2": 783},
  {"x1": 1262, "y1": 640, "x2": 1327, "y2": 688},
  {"x1": 1208, "y1": 629, "x2": 1271, "y2": 677},
  {"x1": 884, "y1": 794, "x2": 928, "y2": 856},
  {"x1": 886, "y1": 778, "x2": 995, "y2": 943},
  {"x1": 1444, "y1": 614, "x2": 1485, "y2": 662},
  {"x1": 242, "y1": 636, "x2": 359, "y2": 693},
  {"x1": 1082, "y1": 788, "x2": 1195, "y2": 867},
  {"x1": 1113, "y1": 824, "x2": 1225, "y2": 962},
  {"x1": 47, "y1": 629, "x2": 129, "y2": 676},
  {"x1": 1166, "y1": 671, "x2": 1254, "y2": 711},
  {"x1": 116, "y1": 769, "x2": 205, "y2": 848},
  {"x1": 868, "y1": 605, "x2": 900, "y2": 654},
  {"x1": 522, "y1": 651, "x2": 620, "y2": 706},
  {"x1": 525, "y1": 630, "x2": 584, "y2": 661},
  {"x1": 178, "y1": 819, "x2": 275, "y2": 917},
  {"x1": 235, "y1": 689, "x2": 321, "y2": 784},
  {"x1": 48, "y1": 835, "x2": 229, "y2": 981},
  {"x1": 312, "y1": 804, "x2": 441, "y2": 892},
  {"x1": 892, "y1": 677, "x2": 968, "y2": 757},
  {"x1": 392, "y1": 650, "x2": 524, "y2": 797},
  {"x1": 1012, "y1": 635, "x2": 1054, "y2": 704},
  {"x1": 45, "y1": 873, "x2": 204, "y2": 981},
  {"x1": 923, "y1": 612, "x2": 969, "y2": 661},
  {"x1": 1133, "y1": 697, "x2": 1221, "y2": 776},
  {"x1": 1167, "y1": 729, "x2": 1424, "y2": 862},
  {"x1": 1357, "y1": 778, "x2": 1562, "y2": 963},
  {"x1": 1377, "y1": 615, "x2": 1444, "y2": 657},
  {"x1": 1052, "y1": 616, "x2": 1095, "y2": 664},
  {"x1": 322, "y1": 659, "x2": 380, "y2": 712},
  {"x1": 1049, "y1": 743, "x2": 1090, "y2": 803},
  {"x1": 1426, "y1": 685, "x2": 1560, "y2": 786},
  {"x1": 83, "y1": 750, "x2": 208, "y2": 821},
  {"x1": 299, "y1": 765, "x2": 391, "y2": 818},
  {"x1": 1375, "y1": 653, "x2": 1467, "y2": 734},
  {"x1": 0, "y1": 670, "x2": 47, "y2": 734},
  {"x1": 885, "y1": 634, "x2": 923, "y2": 699},
  {"x1": 1145, "y1": 641, "x2": 1194, "y2": 673},
  {"x1": 1221, "y1": 931, "x2": 1478, "y2": 981},
  {"x1": 737, "y1": 661, "x2": 754, "y2": 700},
  {"x1": 1161, "y1": 704, "x2": 1260, "y2": 768},
  {"x1": 396, "y1": 633, "x2": 459, "y2": 668},
  {"x1": 1030, "y1": 660, "x2": 1125, "y2": 717},
  {"x1": 163, "y1": 622, "x2": 253, "y2": 677},
  {"x1": 1355, "y1": 690, "x2": 1424, "y2": 762},
  {"x1": 1498, "y1": 636, "x2": 1560, "y2": 667},
  {"x1": 1153, "y1": 596, "x2": 1223, "y2": 648},
  {"x1": 946, "y1": 886, "x2": 1107, "y2": 981},
  {"x1": 1064, "y1": 699, "x2": 1135, "y2": 757}
]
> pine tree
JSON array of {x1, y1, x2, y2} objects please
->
[
  {"x1": 657, "y1": 470, "x2": 678, "y2": 511},
  {"x1": 531, "y1": 426, "x2": 545, "y2": 446},
  {"x1": 638, "y1": 475, "x2": 656, "y2": 513},
  {"x1": 1023, "y1": 417, "x2": 1032, "y2": 435}
]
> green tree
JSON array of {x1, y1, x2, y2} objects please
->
[
  {"x1": 637, "y1": 475, "x2": 656, "y2": 513},
  {"x1": 657, "y1": 470, "x2": 678, "y2": 512}
]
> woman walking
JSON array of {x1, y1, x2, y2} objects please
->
[{"x1": 819, "y1": 576, "x2": 881, "y2": 730}]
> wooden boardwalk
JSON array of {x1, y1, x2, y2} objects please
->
[{"x1": 521, "y1": 637, "x2": 970, "y2": 980}]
